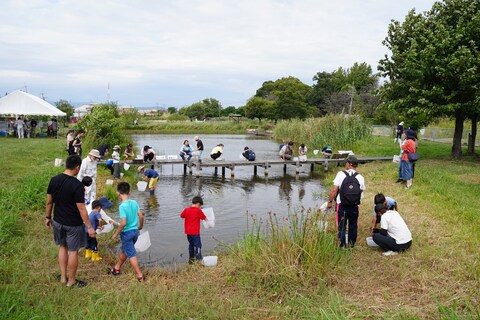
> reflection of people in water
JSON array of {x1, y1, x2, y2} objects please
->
[
  {"x1": 279, "y1": 177, "x2": 293, "y2": 201},
  {"x1": 147, "y1": 196, "x2": 159, "y2": 210}
]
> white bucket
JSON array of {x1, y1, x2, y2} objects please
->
[
  {"x1": 54, "y1": 158, "x2": 63, "y2": 167},
  {"x1": 135, "y1": 230, "x2": 151, "y2": 252},
  {"x1": 106, "y1": 179, "x2": 114, "y2": 185},
  {"x1": 299, "y1": 155, "x2": 307, "y2": 162},
  {"x1": 319, "y1": 201, "x2": 328, "y2": 212},
  {"x1": 96, "y1": 223, "x2": 114, "y2": 234},
  {"x1": 202, "y1": 256, "x2": 218, "y2": 267},
  {"x1": 366, "y1": 236, "x2": 379, "y2": 247},
  {"x1": 293, "y1": 157, "x2": 299, "y2": 161},
  {"x1": 202, "y1": 207, "x2": 215, "y2": 229},
  {"x1": 313, "y1": 149, "x2": 319, "y2": 155},
  {"x1": 137, "y1": 181, "x2": 148, "y2": 191},
  {"x1": 123, "y1": 163, "x2": 130, "y2": 170},
  {"x1": 393, "y1": 155, "x2": 400, "y2": 163}
]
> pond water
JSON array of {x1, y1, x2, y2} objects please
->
[{"x1": 118, "y1": 134, "x2": 328, "y2": 267}]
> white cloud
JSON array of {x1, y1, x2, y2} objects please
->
[{"x1": 0, "y1": 0, "x2": 436, "y2": 106}]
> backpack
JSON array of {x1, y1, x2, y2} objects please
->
[
  {"x1": 246, "y1": 150, "x2": 256, "y2": 161},
  {"x1": 339, "y1": 171, "x2": 361, "y2": 205}
]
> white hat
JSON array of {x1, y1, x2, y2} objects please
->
[
  {"x1": 194, "y1": 136, "x2": 199, "y2": 141},
  {"x1": 88, "y1": 149, "x2": 101, "y2": 158},
  {"x1": 113, "y1": 145, "x2": 120, "y2": 150}
]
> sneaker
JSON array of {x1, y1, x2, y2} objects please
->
[
  {"x1": 404, "y1": 185, "x2": 411, "y2": 189},
  {"x1": 382, "y1": 251, "x2": 398, "y2": 256},
  {"x1": 395, "y1": 179, "x2": 403, "y2": 183}
]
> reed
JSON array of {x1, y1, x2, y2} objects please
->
[
  {"x1": 273, "y1": 115, "x2": 371, "y2": 151},
  {"x1": 233, "y1": 207, "x2": 344, "y2": 294}
]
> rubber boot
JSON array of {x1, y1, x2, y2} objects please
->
[
  {"x1": 85, "y1": 249, "x2": 92, "y2": 259},
  {"x1": 91, "y1": 251, "x2": 102, "y2": 262},
  {"x1": 149, "y1": 189, "x2": 155, "y2": 195}
]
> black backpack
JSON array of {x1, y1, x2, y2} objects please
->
[
  {"x1": 246, "y1": 150, "x2": 256, "y2": 161},
  {"x1": 339, "y1": 171, "x2": 361, "y2": 205},
  {"x1": 68, "y1": 139, "x2": 75, "y2": 155}
]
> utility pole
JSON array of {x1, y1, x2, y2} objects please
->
[{"x1": 348, "y1": 82, "x2": 355, "y2": 115}]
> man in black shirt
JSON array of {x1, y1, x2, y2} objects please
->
[{"x1": 45, "y1": 154, "x2": 96, "y2": 288}]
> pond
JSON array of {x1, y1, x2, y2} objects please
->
[{"x1": 117, "y1": 134, "x2": 328, "y2": 267}]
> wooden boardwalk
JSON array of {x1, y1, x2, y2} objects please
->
[{"x1": 124, "y1": 155, "x2": 394, "y2": 177}]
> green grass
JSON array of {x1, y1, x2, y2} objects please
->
[{"x1": 0, "y1": 134, "x2": 479, "y2": 319}]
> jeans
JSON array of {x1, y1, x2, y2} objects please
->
[{"x1": 187, "y1": 235, "x2": 202, "y2": 261}]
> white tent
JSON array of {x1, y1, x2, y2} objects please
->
[{"x1": 0, "y1": 90, "x2": 66, "y2": 116}]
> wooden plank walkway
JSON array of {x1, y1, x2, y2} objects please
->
[{"x1": 123, "y1": 155, "x2": 394, "y2": 177}]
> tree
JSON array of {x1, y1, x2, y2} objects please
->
[
  {"x1": 167, "y1": 106, "x2": 177, "y2": 114},
  {"x1": 55, "y1": 99, "x2": 74, "y2": 125},
  {"x1": 244, "y1": 96, "x2": 272, "y2": 123},
  {"x1": 255, "y1": 77, "x2": 313, "y2": 121},
  {"x1": 76, "y1": 102, "x2": 129, "y2": 149},
  {"x1": 202, "y1": 98, "x2": 222, "y2": 118},
  {"x1": 378, "y1": 0, "x2": 480, "y2": 158},
  {"x1": 310, "y1": 63, "x2": 378, "y2": 116}
]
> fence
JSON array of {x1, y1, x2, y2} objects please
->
[{"x1": 371, "y1": 125, "x2": 479, "y2": 146}]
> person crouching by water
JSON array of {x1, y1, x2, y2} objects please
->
[
  {"x1": 210, "y1": 144, "x2": 224, "y2": 160},
  {"x1": 372, "y1": 204, "x2": 412, "y2": 256},
  {"x1": 179, "y1": 140, "x2": 193, "y2": 161},
  {"x1": 142, "y1": 145, "x2": 156, "y2": 162},
  {"x1": 279, "y1": 141, "x2": 294, "y2": 160},
  {"x1": 242, "y1": 146, "x2": 256, "y2": 161},
  {"x1": 180, "y1": 196, "x2": 208, "y2": 263},
  {"x1": 138, "y1": 165, "x2": 159, "y2": 195}
]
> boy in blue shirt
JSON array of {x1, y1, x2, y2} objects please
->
[
  {"x1": 370, "y1": 193, "x2": 398, "y2": 236},
  {"x1": 85, "y1": 200, "x2": 104, "y2": 261},
  {"x1": 110, "y1": 182, "x2": 145, "y2": 282},
  {"x1": 138, "y1": 165, "x2": 159, "y2": 195}
]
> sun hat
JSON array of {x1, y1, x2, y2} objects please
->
[
  {"x1": 88, "y1": 149, "x2": 101, "y2": 158},
  {"x1": 138, "y1": 165, "x2": 145, "y2": 173},
  {"x1": 194, "y1": 136, "x2": 199, "y2": 141},
  {"x1": 113, "y1": 145, "x2": 120, "y2": 150},
  {"x1": 99, "y1": 196, "x2": 114, "y2": 209}
]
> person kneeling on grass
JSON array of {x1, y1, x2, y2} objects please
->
[{"x1": 372, "y1": 204, "x2": 412, "y2": 256}]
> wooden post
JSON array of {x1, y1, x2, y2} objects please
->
[
  {"x1": 214, "y1": 167, "x2": 218, "y2": 175},
  {"x1": 183, "y1": 163, "x2": 187, "y2": 175},
  {"x1": 296, "y1": 160, "x2": 300, "y2": 174},
  {"x1": 254, "y1": 165, "x2": 257, "y2": 175},
  {"x1": 283, "y1": 163, "x2": 287, "y2": 173},
  {"x1": 195, "y1": 167, "x2": 201, "y2": 177},
  {"x1": 311, "y1": 163, "x2": 314, "y2": 172},
  {"x1": 230, "y1": 164, "x2": 235, "y2": 177},
  {"x1": 264, "y1": 161, "x2": 269, "y2": 176},
  {"x1": 324, "y1": 160, "x2": 329, "y2": 172},
  {"x1": 221, "y1": 166, "x2": 225, "y2": 176}
]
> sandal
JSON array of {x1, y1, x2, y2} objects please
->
[
  {"x1": 109, "y1": 267, "x2": 121, "y2": 276},
  {"x1": 66, "y1": 279, "x2": 87, "y2": 288}
]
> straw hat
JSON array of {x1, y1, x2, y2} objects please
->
[
  {"x1": 138, "y1": 165, "x2": 145, "y2": 173},
  {"x1": 113, "y1": 145, "x2": 120, "y2": 150},
  {"x1": 88, "y1": 149, "x2": 101, "y2": 158}
]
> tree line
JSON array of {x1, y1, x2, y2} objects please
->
[{"x1": 56, "y1": 0, "x2": 478, "y2": 159}]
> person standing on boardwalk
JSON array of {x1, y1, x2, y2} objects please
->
[
  {"x1": 45, "y1": 154, "x2": 96, "y2": 287},
  {"x1": 327, "y1": 156, "x2": 366, "y2": 248},
  {"x1": 194, "y1": 136, "x2": 204, "y2": 163}
]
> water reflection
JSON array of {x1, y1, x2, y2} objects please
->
[{"x1": 128, "y1": 135, "x2": 329, "y2": 266}]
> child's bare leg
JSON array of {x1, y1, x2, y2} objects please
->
[
  {"x1": 129, "y1": 256, "x2": 143, "y2": 278},
  {"x1": 114, "y1": 252, "x2": 127, "y2": 271}
]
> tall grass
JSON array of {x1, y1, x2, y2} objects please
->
[
  {"x1": 233, "y1": 207, "x2": 344, "y2": 294},
  {"x1": 273, "y1": 115, "x2": 371, "y2": 151},
  {"x1": 125, "y1": 120, "x2": 265, "y2": 134}
]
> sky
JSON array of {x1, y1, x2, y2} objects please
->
[{"x1": 0, "y1": 0, "x2": 436, "y2": 108}]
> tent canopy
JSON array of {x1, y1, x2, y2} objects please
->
[{"x1": 0, "y1": 90, "x2": 66, "y2": 116}]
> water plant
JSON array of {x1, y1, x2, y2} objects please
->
[{"x1": 273, "y1": 114, "x2": 371, "y2": 151}]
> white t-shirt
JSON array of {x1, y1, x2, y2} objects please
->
[
  {"x1": 380, "y1": 210, "x2": 412, "y2": 244},
  {"x1": 332, "y1": 169, "x2": 365, "y2": 203}
]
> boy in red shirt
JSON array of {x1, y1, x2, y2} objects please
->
[{"x1": 180, "y1": 196, "x2": 207, "y2": 263}]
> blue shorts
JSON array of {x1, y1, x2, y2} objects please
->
[{"x1": 120, "y1": 229, "x2": 139, "y2": 258}]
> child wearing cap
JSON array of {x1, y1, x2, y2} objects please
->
[
  {"x1": 180, "y1": 196, "x2": 208, "y2": 263},
  {"x1": 112, "y1": 145, "x2": 121, "y2": 179}
]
